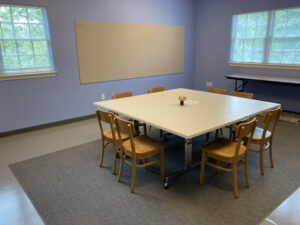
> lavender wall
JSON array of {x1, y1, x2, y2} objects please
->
[
  {"x1": 0, "y1": 0, "x2": 196, "y2": 133},
  {"x1": 195, "y1": 0, "x2": 300, "y2": 112}
]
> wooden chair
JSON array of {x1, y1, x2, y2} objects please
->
[
  {"x1": 96, "y1": 109, "x2": 129, "y2": 174},
  {"x1": 229, "y1": 91, "x2": 254, "y2": 139},
  {"x1": 200, "y1": 118, "x2": 257, "y2": 198},
  {"x1": 206, "y1": 88, "x2": 227, "y2": 141},
  {"x1": 245, "y1": 107, "x2": 282, "y2": 175},
  {"x1": 147, "y1": 86, "x2": 165, "y2": 137},
  {"x1": 148, "y1": 86, "x2": 165, "y2": 93},
  {"x1": 112, "y1": 91, "x2": 133, "y2": 99},
  {"x1": 112, "y1": 91, "x2": 146, "y2": 135},
  {"x1": 115, "y1": 116, "x2": 165, "y2": 193},
  {"x1": 230, "y1": 91, "x2": 253, "y2": 99},
  {"x1": 208, "y1": 87, "x2": 227, "y2": 95}
]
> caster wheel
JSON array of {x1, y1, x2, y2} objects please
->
[{"x1": 164, "y1": 182, "x2": 169, "y2": 189}]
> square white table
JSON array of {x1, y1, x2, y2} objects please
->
[{"x1": 94, "y1": 88, "x2": 280, "y2": 186}]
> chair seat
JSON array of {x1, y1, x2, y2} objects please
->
[
  {"x1": 252, "y1": 127, "x2": 271, "y2": 140},
  {"x1": 122, "y1": 135, "x2": 163, "y2": 158},
  {"x1": 103, "y1": 129, "x2": 128, "y2": 141},
  {"x1": 202, "y1": 138, "x2": 247, "y2": 160}
]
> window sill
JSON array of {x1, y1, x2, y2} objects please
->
[
  {"x1": 0, "y1": 71, "x2": 57, "y2": 81},
  {"x1": 228, "y1": 62, "x2": 300, "y2": 70}
]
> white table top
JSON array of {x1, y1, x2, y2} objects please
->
[
  {"x1": 225, "y1": 73, "x2": 300, "y2": 84},
  {"x1": 94, "y1": 88, "x2": 280, "y2": 139}
]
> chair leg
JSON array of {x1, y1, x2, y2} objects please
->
[
  {"x1": 232, "y1": 162, "x2": 239, "y2": 198},
  {"x1": 206, "y1": 133, "x2": 210, "y2": 142},
  {"x1": 99, "y1": 139, "x2": 105, "y2": 167},
  {"x1": 220, "y1": 128, "x2": 223, "y2": 136},
  {"x1": 117, "y1": 153, "x2": 124, "y2": 182},
  {"x1": 215, "y1": 129, "x2": 219, "y2": 140},
  {"x1": 244, "y1": 160, "x2": 250, "y2": 188},
  {"x1": 112, "y1": 146, "x2": 117, "y2": 175},
  {"x1": 130, "y1": 160, "x2": 137, "y2": 193},
  {"x1": 259, "y1": 144, "x2": 265, "y2": 175},
  {"x1": 200, "y1": 151, "x2": 206, "y2": 184},
  {"x1": 160, "y1": 147, "x2": 165, "y2": 181},
  {"x1": 143, "y1": 123, "x2": 147, "y2": 136},
  {"x1": 269, "y1": 140, "x2": 274, "y2": 168}
]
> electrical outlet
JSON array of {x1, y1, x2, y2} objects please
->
[
  {"x1": 101, "y1": 93, "x2": 105, "y2": 100},
  {"x1": 206, "y1": 82, "x2": 212, "y2": 87}
]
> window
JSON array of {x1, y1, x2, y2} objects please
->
[
  {"x1": 0, "y1": 4, "x2": 55, "y2": 77},
  {"x1": 230, "y1": 7, "x2": 300, "y2": 68}
]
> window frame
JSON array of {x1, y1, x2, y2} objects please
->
[
  {"x1": 0, "y1": 4, "x2": 56, "y2": 81},
  {"x1": 229, "y1": 6, "x2": 300, "y2": 70}
]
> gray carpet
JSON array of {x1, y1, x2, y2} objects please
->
[{"x1": 9, "y1": 120, "x2": 300, "y2": 225}]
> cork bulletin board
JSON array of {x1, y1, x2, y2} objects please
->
[{"x1": 75, "y1": 21, "x2": 184, "y2": 84}]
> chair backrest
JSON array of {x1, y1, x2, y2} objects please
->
[
  {"x1": 262, "y1": 107, "x2": 282, "y2": 140},
  {"x1": 148, "y1": 86, "x2": 165, "y2": 93},
  {"x1": 208, "y1": 88, "x2": 227, "y2": 95},
  {"x1": 96, "y1": 109, "x2": 116, "y2": 140},
  {"x1": 112, "y1": 91, "x2": 133, "y2": 99},
  {"x1": 234, "y1": 118, "x2": 258, "y2": 157},
  {"x1": 115, "y1": 116, "x2": 136, "y2": 156},
  {"x1": 230, "y1": 91, "x2": 253, "y2": 99}
]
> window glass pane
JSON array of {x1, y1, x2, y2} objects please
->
[
  {"x1": 28, "y1": 8, "x2": 43, "y2": 24},
  {"x1": 35, "y1": 55, "x2": 50, "y2": 67},
  {"x1": 18, "y1": 41, "x2": 33, "y2": 55},
  {"x1": 0, "y1": 6, "x2": 11, "y2": 22},
  {"x1": 231, "y1": 39, "x2": 243, "y2": 61},
  {"x1": 3, "y1": 56, "x2": 19, "y2": 69},
  {"x1": 294, "y1": 51, "x2": 300, "y2": 64},
  {"x1": 30, "y1": 24, "x2": 45, "y2": 39},
  {"x1": 1, "y1": 23, "x2": 14, "y2": 39},
  {"x1": 14, "y1": 23, "x2": 30, "y2": 39},
  {"x1": 11, "y1": 7, "x2": 27, "y2": 23},
  {"x1": 281, "y1": 50, "x2": 294, "y2": 64},
  {"x1": 296, "y1": 38, "x2": 300, "y2": 49},
  {"x1": 20, "y1": 55, "x2": 35, "y2": 68},
  {"x1": 269, "y1": 50, "x2": 281, "y2": 63},
  {"x1": 0, "y1": 5, "x2": 54, "y2": 73},
  {"x1": 268, "y1": 8, "x2": 300, "y2": 64},
  {"x1": 3, "y1": 41, "x2": 18, "y2": 55},
  {"x1": 33, "y1": 41, "x2": 48, "y2": 55},
  {"x1": 231, "y1": 11, "x2": 268, "y2": 63}
]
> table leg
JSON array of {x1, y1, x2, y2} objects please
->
[
  {"x1": 164, "y1": 138, "x2": 196, "y2": 189},
  {"x1": 185, "y1": 138, "x2": 193, "y2": 168}
]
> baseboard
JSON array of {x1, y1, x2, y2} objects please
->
[{"x1": 0, "y1": 114, "x2": 96, "y2": 138}]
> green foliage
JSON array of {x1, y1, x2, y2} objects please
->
[
  {"x1": 0, "y1": 5, "x2": 53, "y2": 71},
  {"x1": 232, "y1": 8, "x2": 300, "y2": 65},
  {"x1": 232, "y1": 12, "x2": 268, "y2": 63},
  {"x1": 14, "y1": 24, "x2": 30, "y2": 39},
  {"x1": 18, "y1": 41, "x2": 33, "y2": 55},
  {"x1": 12, "y1": 7, "x2": 27, "y2": 23},
  {"x1": 30, "y1": 24, "x2": 45, "y2": 39},
  {"x1": 3, "y1": 56, "x2": 19, "y2": 69},
  {"x1": 20, "y1": 55, "x2": 34, "y2": 68},
  {"x1": 3, "y1": 41, "x2": 18, "y2": 55},
  {"x1": 28, "y1": 8, "x2": 43, "y2": 24},
  {"x1": 33, "y1": 41, "x2": 48, "y2": 55},
  {"x1": 36, "y1": 55, "x2": 50, "y2": 67},
  {"x1": 0, "y1": 6, "x2": 11, "y2": 22},
  {"x1": 1, "y1": 23, "x2": 13, "y2": 39}
]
